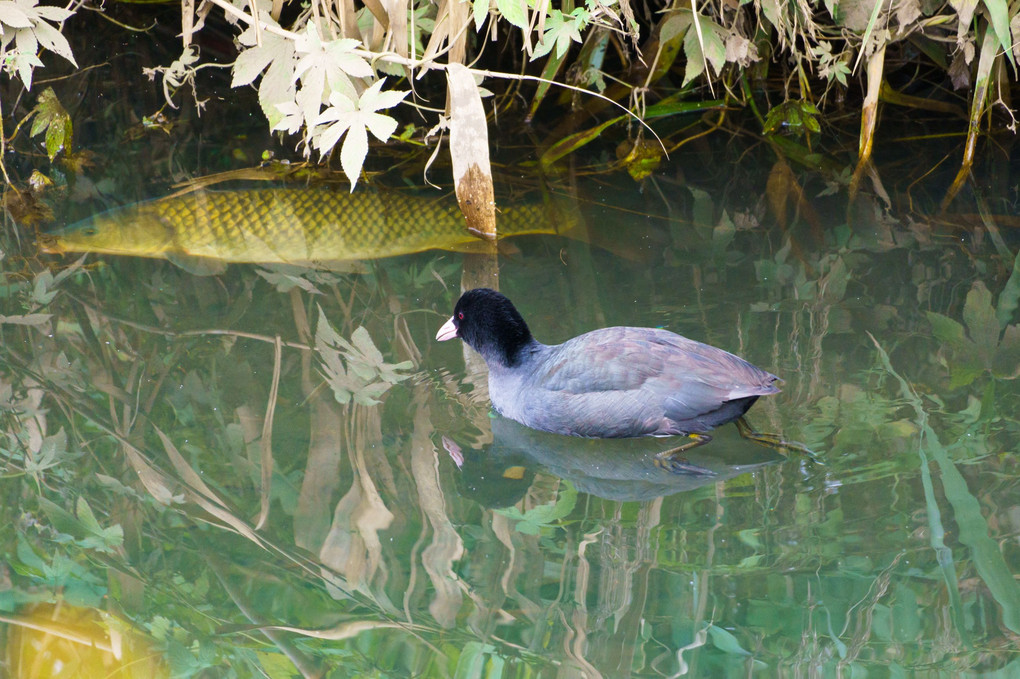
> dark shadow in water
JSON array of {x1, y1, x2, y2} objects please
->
[{"x1": 447, "y1": 414, "x2": 783, "y2": 505}]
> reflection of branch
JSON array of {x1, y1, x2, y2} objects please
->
[
  {"x1": 205, "y1": 554, "x2": 325, "y2": 679},
  {"x1": 7, "y1": 350, "x2": 358, "y2": 598},
  {"x1": 293, "y1": 286, "x2": 345, "y2": 552},
  {"x1": 410, "y1": 388, "x2": 465, "y2": 628},
  {"x1": 0, "y1": 612, "x2": 115, "y2": 653},
  {"x1": 563, "y1": 530, "x2": 603, "y2": 678},
  {"x1": 870, "y1": 332, "x2": 1020, "y2": 638},
  {"x1": 319, "y1": 406, "x2": 395, "y2": 602},
  {"x1": 65, "y1": 295, "x2": 314, "y2": 350},
  {"x1": 254, "y1": 335, "x2": 282, "y2": 530}
]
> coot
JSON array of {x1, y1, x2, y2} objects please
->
[{"x1": 436, "y1": 288, "x2": 795, "y2": 471}]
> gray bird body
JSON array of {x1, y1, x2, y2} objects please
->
[
  {"x1": 487, "y1": 326, "x2": 778, "y2": 438},
  {"x1": 437, "y1": 289, "x2": 780, "y2": 440}
]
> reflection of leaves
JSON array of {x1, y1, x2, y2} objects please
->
[
  {"x1": 11, "y1": 536, "x2": 105, "y2": 607},
  {"x1": 74, "y1": 496, "x2": 124, "y2": 552},
  {"x1": 315, "y1": 307, "x2": 414, "y2": 405},
  {"x1": 29, "y1": 255, "x2": 84, "y2": 306},
  {"x1": 996, "y1": 253, "x2": 1020, "y2": 328},
  {"x1": 496, "y1": 481, "x2": 577, "y2": 535},
  {"x1": 455, "y1": 641, "x2": 503, "y2": 678},
  {"x1": 707, "y1": 624, "x2": 752, "y2": 656},
  {"x1": 754, "y1": 250, "x2": 848, "y2": 305},
  {"x1": 0, "y1": 313, "x2": 51, "y2": 326},
  {"x1": 24, "y1": 427, "x2": 69, "y2": 477},
  {"x1": 37, "y1": 496, "x2": 124, "y2": 554},
  {"x1": 399, "y1": 257, "x2": 460, "y2": 290},
  {"x1": 255, "y1": 267, "x2": 323, "y2": 295},
  {"x1": 927, "y1": 281, "x2": 1020, "y2": 386},
  {"x1": 800, "y1": 387, "x2": 915, "y2": 453}
]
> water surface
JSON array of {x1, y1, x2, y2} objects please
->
[{"x1": 1, "y1": 176, "x2": 1018, "y2": 678}]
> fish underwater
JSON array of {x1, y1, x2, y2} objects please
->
[{"x1": 38, "y1": 187, "x2": 582, "y2": 269}]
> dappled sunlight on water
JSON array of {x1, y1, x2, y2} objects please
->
[{"x1": 0, "y1": 177, "x2": 1018, "y2": 677}]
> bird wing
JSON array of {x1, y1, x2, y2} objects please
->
[
  {"x1": 521, "y1": 327, "x2": 777, "y2": 436},
  {"x1": 536, "y1": 327, "x2": 775, "y2": 394}
]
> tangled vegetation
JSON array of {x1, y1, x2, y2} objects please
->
[{"x1": 1, "y1": 0, "x2": 1019, "y2": 212}]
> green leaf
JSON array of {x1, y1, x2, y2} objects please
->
[
  {"x1": 455, "y1": 642, "x2": 500, "y2": 679},
  {"x1": 758, "y1": 0, "x2": 782, "y2": 30},
  {"x1": 37, "y1": 496, "x2": 83, "y2": 539},
  {"x1": 37, "y1": 496, "x2": 122, "y2": 554},
  {"x1": 681, "y1": 25, "x2": 707, "y2": 85},
  {"x1": 31, "y1": 269, "x2": 56, "y2": 305},
  {"x1": 539, "y1": 115, "x2": 623, "y2": 168},
  {"x1": 948, "y1": 363, "x2": 984, "y2": 389},
  {"x1": 25, "y1": 427, "x2": 67, "y2": 475},
  {"x1": 532, "y1": 9, "x2": 586, "y2": 60},
  {"x1": 495, "y1": 0, "x2": 527, "y2": 30},
  {"x1": 926, "y1": 312, "x2": 966, "y2": 348},
  {"x1": 982, "y1": 0, "x2": 1015, "y2": 67},
  {"x1": 75, "y1": 496, "x2": 104, "y2": 534},
  {"x1": 75, "y1": 497, "x2": 124, "y2": 552},
  {"x1": 996, "y1": 251, "x2": 1020, "y2": 328},
  {"x1": 472, "y1": 0, "x2": 489, "y2": 31},
  {"x1": 0, "y1": 313, "x2": 51, "y2": 326},
  {"x1": 660, "y1": 11, "x2": 691, "y2": 45},
  {"x1": 496, "y1": 481, "x2": 577, "y2": 534},
  {"x1": 992, "y1": 324, "x2": 1020, "y2": 379},
  {"x1": 707, "y1": 624, "x2": 752, "y2": 656},
  {"x1": 15, "y1": 536, "x2": 47, "y2": 574},
  {"x1": 820, "y1": 256, "x2": 849, "y2": 302}
]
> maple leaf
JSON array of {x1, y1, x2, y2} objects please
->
[
  {"x1": 312, "y1": 78, "x2": 408, "y2": 189},
  {"x1": 290, "y1": 24, "x2": 371, "y2": 124},
  {"x1": 0, "y1": 0, "x2": 76, "y2": 89},
  {"x1": 232, "y1": 21, "x2": 290, "y2": 86},
  {"x1": 532, "y1": 9, "x2": 586, "y2": 59},
  {"x1": 272, "y1": 101, "x2": 305, "y2": 136}
]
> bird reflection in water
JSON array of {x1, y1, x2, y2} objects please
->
[{"x1": 442, "y1": 414, "x2": 784, "y2": 507}]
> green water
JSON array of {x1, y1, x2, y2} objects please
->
[{"x1": 1, "y1": 180, "x2": 1018, "y2": 677}]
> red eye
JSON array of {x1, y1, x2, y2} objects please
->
[{"x1": 457, "y1": 312, "x2": 464, "y2": 320}]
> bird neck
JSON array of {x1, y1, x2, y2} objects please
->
[{"x1": 485, "y1": 334, "x2": 540, "y2": 370}]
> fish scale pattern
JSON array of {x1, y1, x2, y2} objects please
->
[{"x1": 51, "y1": 188, "x2": 568, "y2": 262}]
